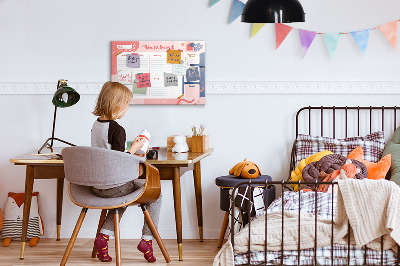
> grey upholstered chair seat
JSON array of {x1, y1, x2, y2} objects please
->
[{"x1": 69, "y1": 180, "x2": 145, "y2": 208}]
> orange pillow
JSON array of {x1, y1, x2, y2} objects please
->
[{"x1": 347, "y1": 146, "x2": 391, "y2": 180}]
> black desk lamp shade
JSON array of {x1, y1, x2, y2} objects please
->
[
  {"x1": 241, "y1": 0, "x2": 305, "y2": 23},
  {"x1": 38, "y1": 80, "x2": 80, "y2": 154}
]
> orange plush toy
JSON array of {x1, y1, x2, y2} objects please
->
[
  {"x1": 229, "y1": 159, "x2": 261, "y2": 179},
  {"x1": 1, "y1": 192, "x2": 44, "y2": 247},
  {"x1": 347, "y1": 146, "x2": 391, "y2": 180}
]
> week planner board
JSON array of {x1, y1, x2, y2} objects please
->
[{"x1": 111, "y1": 41, "x2": 206, "y2": 105}]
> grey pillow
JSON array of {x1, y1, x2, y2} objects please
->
[{"x1": 382, "y1": 126, "x2": 400, "y2": 184}]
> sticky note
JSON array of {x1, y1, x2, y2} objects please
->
[
  {"x1": 188, "y1": 42, "x2": 204, "y2": 52},
  {"x1": 184, "y1": 84, "x2": 200, "y2": 98},
  {"x1": 126, "y1": 54, "x2": 140, "y2": 68},
  {"x1": 172, "y1": 64, "x2": 187, "y2": 75},
  {"x1": 117, "y1": 71, "x2": 132, "y2": 85},
  {"x1": 132, "y1": 83, "x2": 147, "y2": 95},
  {"x1": 136, "y1": 73, "x2": 151, "y2": 88},
  {"x1": 167, "y1": 50, "x2": 182, "y2": 64},
  {"x1": 164, "y1": 73, "x2": 179, "y2": 87},
  {"x1": 186, "y1": 67, "x2": 200, "y2": 82}
]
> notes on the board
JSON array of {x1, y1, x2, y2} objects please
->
[
  {"x1": 172, "y1": 64, "x2": 187, "y2": 75},
  {"x1": 167, "y1": 50, "x2": 182, "y2": 64},
  {"x1": 135, "y1": 73, "x2": 151, "y2": 88},
  {"x1": 126, "y1": 54, "x2": 140, "y2": 68},
  {"x1": 132, "y1": 83, "x2": 147, "y2": 95},
  {"x1": 184, "y1": 84, "x2": 200, "y2": 98},
  {"x1": 164, "y1": 73, "x2": 179, "y2": 87},
  {"x1": 186, "y1": 67, "x2": 200, "y2": 82},
  {"x1": 117, "y1": 70, "x2": 132, "y2": 85}
]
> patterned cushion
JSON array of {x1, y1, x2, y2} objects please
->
[{"x1": 295, "y1": 131, "x2": 385, "y2": 166}]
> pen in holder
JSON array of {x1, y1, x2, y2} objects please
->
[{"x1": 191, "y1": 135, "x2": 209, "y2": 153}]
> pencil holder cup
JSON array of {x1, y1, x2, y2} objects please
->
[{"x1": 191, "y1": 135, "x2": 209, "y2": 153}]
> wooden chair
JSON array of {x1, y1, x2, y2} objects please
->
[{"x1": 60, "y1": 146, "x2": 171, "y2": 265}]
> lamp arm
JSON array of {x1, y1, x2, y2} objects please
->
[{"x1": 50, "y1": 105, "x2": 57, "y2": 148}]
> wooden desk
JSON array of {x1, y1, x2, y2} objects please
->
[{"x1": 10, "y1": 147, "x2": 213, "y2": 261}]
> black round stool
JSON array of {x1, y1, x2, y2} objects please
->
[{"x1": 215, "y1": 175, "x2": 275, "y2": 248}]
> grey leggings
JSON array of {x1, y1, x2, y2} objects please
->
[{"x1": 92, "y1": 180, "x2": 162, "y2": 240}]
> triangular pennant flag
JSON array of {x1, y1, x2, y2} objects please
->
[
  {"x1": 378, "y1": 21, "x2": 398, "y2": 50},
  {"x1": 229, "y1": 0, "x2": 245, "y2": 24},
  {"x1": 275, "y1": 23, "x2": 293, "y2": 49},
  {"x1": 351, "y1": 29, "x2": 370, "y2": 55},
  {"x1": 209, "y1": 0, "x2": 220, "y2": 7},
  {"x1": 298, "y1": 29, "x2": 317, "y2": 58},
  {"x1": 251, "y1": 23, "x2": 266, "y2": 38},
  {"x1": 323, "y1": 33, "x2": 341, "y2": 58}
]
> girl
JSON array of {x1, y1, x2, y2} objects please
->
[{"x1": 91, "y1": 81, "x2": 162, "y2": 263}]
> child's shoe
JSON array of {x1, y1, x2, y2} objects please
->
[
  {"x1": 137, "y1": 239, "x2": 156, "y2": 262},
  {"x1": 94, "y1": 233, "x2": 112, "y2": 262}
]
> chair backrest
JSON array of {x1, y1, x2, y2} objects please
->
[{"x1": 62, "y1": 146, "x2": 145, "y2": 187}]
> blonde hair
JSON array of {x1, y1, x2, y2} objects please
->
[{"x1": 93, "y1": 82, "x2": 133, "y2": 120}]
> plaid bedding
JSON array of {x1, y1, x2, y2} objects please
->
[
  {"x1": 234, "y1": 191, "x2": 397, "y2": 265},
  {"x1": 294, "y1": 131, "x2": 385, "y2": 166}
]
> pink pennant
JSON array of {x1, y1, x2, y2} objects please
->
[
  {"x1": 275, "y1": 24, "x2": 293, "y2": 49},
  {"x1": 378, "y1": 21, "x2": 398, "y2": 50},
  {"x1": 298, "y1": 29, "x2": 317, "y2": 58}
]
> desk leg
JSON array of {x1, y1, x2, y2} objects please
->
[
  {"x1": 193, "y1": 161, "x2": 203, "y2": 242},
  {"x1": 56, "y1": 178, "x2": 64, "y2": 241},
  {"x1": 172, "y1": 167, "x2": 183, "y2": 261},
  {"x1": 20, "y1": 165, "x2": 35, "y2": 259}
]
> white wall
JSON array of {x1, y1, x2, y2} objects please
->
[{"x1": 1, "y1": 0, "x2": 400, "y2": 239}]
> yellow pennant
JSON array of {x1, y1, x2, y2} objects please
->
[{"x1": 251, "y1": 23, "x2": 266, "y2": 38}]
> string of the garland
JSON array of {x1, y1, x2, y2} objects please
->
[{"x1": 280, "y1": 20, "x2": 400, "y2": 35}]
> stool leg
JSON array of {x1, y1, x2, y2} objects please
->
[
  {"x1": 114, "y1": 209, "x2": 121, "y2": 266},
  {"x1": 91, "y1": 209, "x2": 107, "y2": 258},
  {"x1": 217, "y1": 211, "x2": 230, "y2": 248}
]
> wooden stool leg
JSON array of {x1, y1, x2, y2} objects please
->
[
  {"x1": 141, "y1": 205, "x2": 171, "y2": 263},
  {"x1": 217, "y1": 211, "x2": 230, "y2": 248},
  {"x1": 91, "y1": 209, "x2": 108, "y2": 258},
  {"x1": 114, "y1": 210, "x2": 121, "y2": 266},
  {"x1": 60, "y1": 208, "x2": 88, "y2": 266}
]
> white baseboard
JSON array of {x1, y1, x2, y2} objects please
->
[{"x1": 1, "y1": 81, "x2": 400, "y2": 95}]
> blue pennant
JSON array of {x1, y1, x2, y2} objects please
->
[{"x1": 229, "y1": 0, "x2": 245, "y2": 24}]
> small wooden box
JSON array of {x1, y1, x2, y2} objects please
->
[
  {"x1": 167, "y1": 136, "x2": 192, "y2": 151},
  {"x1": 191, "y1": 135, "x2": 209, "y2": 153}
]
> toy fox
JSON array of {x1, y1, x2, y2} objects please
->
[{"x1": 1, "y1": 192, "x2": 43, "y2": 247}]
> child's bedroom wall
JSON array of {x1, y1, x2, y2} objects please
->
[{"x1": 1, "y1": 0, "x2": 400, "y2": 239}]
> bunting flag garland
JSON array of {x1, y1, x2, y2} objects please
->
[
  {"x1": 378, "y1": 21, "x2": 398, "y2": 50},
  {"x1": 229, "y1": 0, "x2": 245, "y2": 24},
  {"x1": 298, "y1": 30, "x2": 317, "y2": 58},
  {"x1": 323, "y1": 33, "x2": 341, "y2": 58},
  {"x1": 251, "y1": 23, "x2": 266, "y2": 38},
  {"x1": 209, "y1": 0, "x2": 220, "y2": 8},
  {"x1": 275, "y1": 23, "x2": 293, "y2": 49},
  {"x1": 209, "y1": 3, "x2": 400, "y2": 58},
  {"x1": 351, "y1": 29, "x2": 370, "y2": 55}
]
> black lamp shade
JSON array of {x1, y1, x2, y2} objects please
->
[
  {"x1": 52, "y1": 84, "x2": 80, "y2": 108},
  {"x1": 241, "y1": 0, "x2": 305, "y2": 23}
]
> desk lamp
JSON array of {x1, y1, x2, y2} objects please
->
[
  {"x1": 38, "y1": 79, "x2": 80, "y2": 154},
  {"x1": 241, "y1": 0, "x2": 305, "y2": 23}
]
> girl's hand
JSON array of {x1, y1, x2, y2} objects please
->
[
  {"x1": 129, "y1": 137, "x2": 147, "y2": 155},
  {"x1": 134, "y1": 149, "x2": 149, "y2": 157}
]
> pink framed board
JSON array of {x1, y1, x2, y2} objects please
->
[{"x1": 111, "y1": 41, "x2": 205, "y2": 105}]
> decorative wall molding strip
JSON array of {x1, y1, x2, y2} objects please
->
[{"x1": 0, "y1": 81, "x2": 399, "y2": 95}]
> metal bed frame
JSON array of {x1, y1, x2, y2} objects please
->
[{"x1": 230, "y1": 106, "x2": 400, "y2": 266}]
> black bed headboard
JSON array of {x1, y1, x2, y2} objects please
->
[{"x1": 289, "y1": 106, "x2": 400, "y2": 179}]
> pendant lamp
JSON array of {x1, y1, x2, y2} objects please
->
[
  {"x1": 241, "y1": 0, "x2": 305, "y2": 23},
  {"x1": 38, "y1": 79, "x2": 80, "y2": 154}
]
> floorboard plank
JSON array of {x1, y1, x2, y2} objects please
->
[{"x1": 0, "y1": 239, "x2": 222, "y2": 265}]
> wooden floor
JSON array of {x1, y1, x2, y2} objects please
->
[{"x1": 0, "y1": 239, "x2": 221, "y2": 265}]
